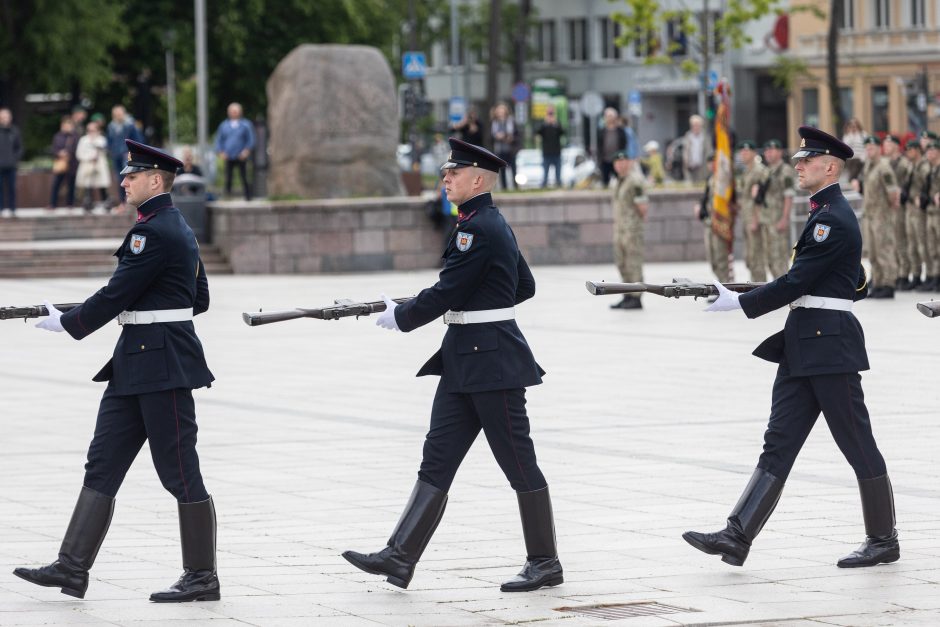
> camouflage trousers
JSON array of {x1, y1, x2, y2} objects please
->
[
  {"x1": 704, "y1": 223, "x2": 732, "y2": 282},
  {"x1": 614, "y1": 218, "x2": 644, "y2": 284},
  {"x1": 861, "y1": 208, "x2": 898, "y2": 288},
  {"x1": 749, "y1": 222, "x2": 790, "y2": 282},
  {"x1": 926, "y1": 208, "x2": 940, "y2": 276},
  {"x1": 906, "y1": 203, "x2": 926, "y2": 279},
  {"x1": 896, "y1": 205, "x2": 909, "y2": 277}
]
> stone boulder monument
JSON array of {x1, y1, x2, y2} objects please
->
[{"x1": 267, "y1": 45, "x2": 403, "y2": 199}]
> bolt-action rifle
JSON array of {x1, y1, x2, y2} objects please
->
[
  {"x1": 0, "y1": 303, "x2": 81, "y2": 321},
  {"x1": 585, "y1": 278, "x2": 765, "y2": 298},
  {"x1": 243, "y1": 297, "x2": 412, "y2": 327}
]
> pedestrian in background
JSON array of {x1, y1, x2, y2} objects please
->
[
  {"x1": 0, "y1": 107, "x2": 24, "y2": 217},
  {"x1": 536, "y1": 107, "x2": 565, "y2": 188},
  {"x1": 107, "y1": 104, "x2": 143, "y2": 212},
  {"x1": 180, "y1": 147, "x2": 203, "y2": 177},
  {"x1": 596, "y1": 107, "x2": 628, "y2": 188},
  {"x1": 608, "y1": 150, "x2": 649, "y2": 310},
  {"x1": 491, "y1": 102, "x2": 516, "y2": 190},
  {"x1": 641, "y1": 140, "x2": 665, "y2": 186},
  {"x1": 841, "y1": 118, "x2": 867, "y2": 182},
  {"x1": 681, "y1": 114, "x2": 709, "y2": 183},
  {"x1": 214, "y1": 102, "x2": 255, "y2": 200},
  {"x1": 49, "y1": 116, "x2": 79, "y2": 210},
  {"x1": 451, "y1": 108, "x2": 483, "y2": 146},
  {"x1": 75, "y1": 120, "x2": 111, "y2": 212}
]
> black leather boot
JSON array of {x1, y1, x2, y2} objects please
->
[
  {"x1": 13, "y1": 486, "x2": 114, "y2": 599},
  {"x1": 838, "y1": 475, "x2": 899, "y2": 568},
  {"x1": 342, "y1": 480, "x2": 447, "y2": 589},
  {"x1": 501, "y1": 486, "x2": 564, "y2": 592},
  {"x1": 915, "y1": 276, "x2": 936, "y2": 292},
  {"x1": 910, "y1": 275, "x2": 923, "y2": 290},
  {"x1": 150, "y1": 497, "x2": 220, "y2": 602},
  {"x1": 682, "y1": 468, "x2": 783, "y2": 566},
  {"x1": 897, "y1": 277, "x2": 914, "y2": 291}
]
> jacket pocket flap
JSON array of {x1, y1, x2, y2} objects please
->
[
  {"x1": 124, "y1": 326, "x2": 166, "y2": 353},
  {"x1": 798, "y1": 316, "x2": 841, "y2": 339},
  {"x1": 456, "y1": 331, "x2": 498, "y2": 354}
]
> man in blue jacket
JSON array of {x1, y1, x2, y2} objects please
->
[
  {"x1": 14, "y1": 140, "x2": 220, "y2": 603},
  {"x1": 214, "y1": 102, "x2": 255, "y2": 200},
  {"x1": 342, "y1": 138, "x2": 563, "y2": 593},
  {"x1": 682, "y1": 126, "x2": 898, "y2": 569}
]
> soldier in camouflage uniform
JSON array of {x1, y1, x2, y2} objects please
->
[
  {"x1": 884, "y1": 135, "x2": 913, "y2": 289},
  {"x1": 902, "y1": 141, "x2": 927, "y2": 290},
  {"x1": 610, "y1": 150, "x2": 649, "y2": 310},
  {"x1": 695, "y1": 154, "x2": 732, "y2": 285},
  {"x1": 735, "y1": 140, "x2": 769, "y2": 282},
  {"x1": 757, "y1": 139, "x2": 795, "y2": 280},
  {"x1": 854, "y1": 136, "x2": 900, "y2": 298},
  {"x1": 916, "y1": 141, "x2": 940, "y2": 292}
]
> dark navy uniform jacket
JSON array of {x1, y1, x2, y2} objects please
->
[
  {"x1": 394, "y1": 192, "x2": 544, "y2": 394},
  {"x1": 739, "y1": 182, "x2": 869, "y2": 376},
  {"x1": 61, "y1": 193, "x2": 214, "y2": 395}
]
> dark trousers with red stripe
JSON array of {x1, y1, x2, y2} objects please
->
[
  {"x1": 83, "y1": 386, "x2": 209, "y2": 503},
  {"x1": 757, "y1": 365, "x2": 887, "y2": 481},
  {"x1": 418, "y1": 381, "x2": 547, "y2": 493}
]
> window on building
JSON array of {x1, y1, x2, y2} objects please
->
[
  {"x1": 839, "y1": 87, "x2": 854, "y2": 125},
  {"x1": 598, "y1": 16, "x2": 622, "y2": 60},
  {"x1": 666, "y1": 18, "x2": 688, "y2": 57},
  {"x1": 872, "y1": 0, "x2": 890, "y2": 28},
  {"x1": 532, "y1": 20, "x2": 556, "y2": 63},
  {"x1": 871, "y1": 85, "x2": 889, "y2": 133},
  {"x1": 802, "y1": 88, "x2": 820, "y2": 128},
  {"x1": 910, "y1": 0, "x2": 926, "y2": 27},
  {"x1": 566, "y1": 18, "x2": 588, "y2": 62},
  {"x1": 835, "y1": 0, "x2": 855, "y2": 30},
  {"x1": 632, "y1": 27, "x2": 660, "y2": 57}
]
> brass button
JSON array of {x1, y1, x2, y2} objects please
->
[
  {"x1": 815, "y1": 331, "x2": 821, "y2": 336},
  {"x1": 140, "y1": 345, "x2": 146, "y2": 350}
]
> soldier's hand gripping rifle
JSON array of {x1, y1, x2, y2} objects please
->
[
  {"x1": 0, "y1": 303, "x2": 81, "y2": 322},
  {"x1": 585, "y1": 278, "x2": 765, "y2": 298},
  {"x1": 916, "y1": 301, "x2": 940, "y2": 318},
  {"x1": 243, "y1": 297, "x2": 412, "y2": 327}
]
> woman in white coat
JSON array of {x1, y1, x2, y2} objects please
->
[{"x1": 75, "y1": 120, "x2": 111, "y2": 211}]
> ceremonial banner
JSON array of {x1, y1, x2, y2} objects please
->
[{"x1": 711, "y1": 80, "x2": 734, "y2": 246}]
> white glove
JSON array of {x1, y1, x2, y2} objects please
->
[
  {"x1": 704, "y1": 281, "x2": 742, "y2": 313},
  {"x1": 35, "y1": 300, "x2": 65, "y2": 332},
  {"x1": 375, "y1": 294, "x2": 400, "y2": 331}
]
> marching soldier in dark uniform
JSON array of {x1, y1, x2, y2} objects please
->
[
  {"x1": 684, "y1": 126, "x2": 898, "y2": 569},
  {"x1": 342, "y1": 138, "x2": 562, "y2": 592},
  {"x1": 15, "y1": 140, "x2": 219, "y2": 602}
]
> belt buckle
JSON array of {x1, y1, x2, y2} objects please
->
[
  {"x1": 444, "y1": 311, "x2": 464, "y2": 325},
  {"x1": 117, "y1": 311, "x2": 133, "y2": 325}
]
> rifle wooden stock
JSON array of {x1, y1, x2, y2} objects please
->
[
  {"x1": 0, "y1": 303, "x2": 81, "y2": 321},
  {"x1": 243, "y1": 297, "x2": 412, "y2": 327},
  {"x1": 917, "y1": 300, "x2": 940, "y2": 318},
  {"x1": 586, "y1": 280, "x2": 765, "y2": 298}
]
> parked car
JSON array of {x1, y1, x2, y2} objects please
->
[
  {"x1": 396, "y1": 144, "x2": 439, "y2": 177},
  {"x1": 513, "y1": 146, "x2": 597, "y2": 189}
]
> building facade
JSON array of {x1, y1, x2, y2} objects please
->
[{"x1": 787, "y1": 0, "x2": 940, "y2": 148}]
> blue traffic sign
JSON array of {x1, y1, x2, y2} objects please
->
[
  {"x1": 448, "y1": 97, "x2": 467, "y2": 125},
  {"x1": 402, "y1": 51, "x2": 427, "y2": 80},
  {"x1": 706, "y1": 70, "x2": 719, "y2": 90},
  {"x1": 628, "y1": 89, "x2": 642, "y2": 104},
  {"x1": 512, "y1": 82, "x2": 530, "y2": 103}
]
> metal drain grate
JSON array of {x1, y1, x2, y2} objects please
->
[{"x1": 555, "y1": 601, "x2": 698, "y2": 620}]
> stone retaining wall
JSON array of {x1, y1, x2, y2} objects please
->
[{"x1": 209, "y1": 189, "x2": 827, "y2": 274}]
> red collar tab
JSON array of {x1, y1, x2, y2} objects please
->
[
  {"x1": 809, "y1": 199, "x2": 820, "y2": 212},
  {"x1": 457, "y1": 209, "x2": 477, "y2": 223}
]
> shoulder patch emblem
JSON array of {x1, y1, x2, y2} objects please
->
[
  {"x1": 456, "y1": 231, "x2": 474, "y2": 252},
  {"x1": 130, "y1": 234, "x2": 147, "y2": 254},
  {"x1": 813, "y1": 224, "x2": 831, "y2": 243}
]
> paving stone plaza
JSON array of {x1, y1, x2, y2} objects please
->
[{"x1": 1, "y1": 261, "x2": 938, "y2": 626}]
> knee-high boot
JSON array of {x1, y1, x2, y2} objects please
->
[
  {"x1": 13, "y1": 486, "x2": 115, "y2": 598},
  {"x1": 837, "y1": 475, "x2": 899, "y2": 567},
  {"x1": 501, "y1": 486, "x2": 564, "y2": 592},
  {"x1": 150, "y1": 496, "x2": 220, "y2": 602},
  {"x1": 682, "y1": 468, "x2": 783, "y2": 566},
  {"x1": 342, "y1": 480, "x2": 447, "y2": 589}
]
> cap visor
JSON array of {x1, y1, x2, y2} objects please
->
[
  {"x1": 790, "y1": 149, "x2": 821, "y2": 160},
  {"x1": 119, "y1": 164, "x2": 148, "y2": 175}
]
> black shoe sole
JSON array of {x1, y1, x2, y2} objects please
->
[
  {"x1": 837, "y1": 552, "x2": 900, "y2": 568},
  {"x1": 682, "y1": 532, "x2": 745, "y2": 566},
  {"x1": 500, "y1": 575, "x2": 564, "y2": 592},
  {"x1": 341, "y1": 552, "x2": 410, "y2": 589},
  {"x1": 150, "y1": 590, "x2": 221, "y2": 602}
]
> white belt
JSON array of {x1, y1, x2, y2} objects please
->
[
  {"x1": 790, "y1": 295, "x2": 853, "y2": 311},
  {"x1": 117, "y1": 308, "x2": 193, "y2": 325},
  {"x1": 444, "y1": 307, "x2": 515, "y2": 325}
]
